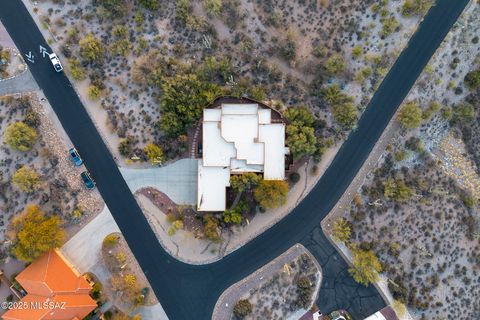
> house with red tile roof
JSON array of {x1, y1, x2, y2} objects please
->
[{"x1": 2, "y1": 249, "x2": 97, "y2": 320}]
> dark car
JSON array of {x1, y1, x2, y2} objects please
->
[
  {"x1": 81, "y1": 171, "x2": 95, "y2": 189},
  {"x1": 69, "y1": 147, "x2": 83, "y2": 166}
]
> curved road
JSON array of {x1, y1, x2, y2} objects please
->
[{"x1": 0, "y1": 0, "x2": 469, "y2": 319}]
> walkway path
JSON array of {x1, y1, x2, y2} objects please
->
[
  {"x1": 120, "y1": 159, "x2": 198, "y2": 205},
  {"x1": 0, "y1": 69, "x2": 38, "y2": 95}
]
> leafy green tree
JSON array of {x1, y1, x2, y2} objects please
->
[
  {"x1": 143, "y1": 143, "x2": 165, "y2": 164},
  {"x1": 203, "y1": 0, "x2": 222, "y2": 17},
  {"x1": 12, "y1": 166, "x2": 41, "y2": 193},
  {"x1": 325, "y1": 53, "x2": 346, "y2": 76},
  {"x1": 198, "y1": 56, "x2": 232, "y2": 83},
  {"x1": 397, "y1": 102, "x2": 422, "y2": 129},
  {"x1": 453, "y1": 103, "x2": 475, "y2": 122},
  {"x1": 332, "y1": 218, "x2": 352, "y2": 243},
  {"x1": 348, "y1": 247, "x2": 382, "y2": 286},
  {"x1": 87, "y1": 85, "x2": 101, "y2": 100},
  {"x1": 401, "y1": 0, "x2": 432, "y2": 17},
  {"x1": 233, "y1": 299, "x2": 252, "y2": 319},
  {"x1": 97, "y1": 0, "x2": 128, "y2": 17},
  {"x1": 10, "y1": 204, "x2": 65, "y2": 262},
  {"x1": 332, "y1": 102, "x2": 358, "y2": 129},
  {"x1": 464, "y1": 70, "x2": 480, "y2": 90},
  {"x1": 284, "y1": 106, "x2": 317, "y2": 158},
  {"x1": 380, "y1": 16, "x2": 399, "y2": 37},
  {"x1": 320, "y1": 84, "x2": 353, "y2": 106},
  {"x1": 383, "y1": 178, "x2": 413, "y2": 202},
  {"x1": 176, "y1": 0, "x2": 192, "y2": 24},
  {"x1": 139, "y1": 0, "x2": 159, "y2": 10},
  {"x1": 68, "y1": 58, "x2": 86, "y2": 80},
  {"x1": 159, "y1": 74, "x2": 223, "y2": 137},
  {"x1": 230, "y1": 173, "x2": 261, "y2": 192},
  {"x1": 222, "y1": 209, "x2": 242, "y2": 224},
  {"x1": 4, "y1": 121, "x2": 37, "y2": 151},
  {"x1": 79, "y1": 33, "x2": 104, "y2": 63},
  {"x1": 254, "y1": 180, "x2": 289, "y2": 209},
  {"x1": 203, "y1": 214, "x2": 220, "y2": 241}
]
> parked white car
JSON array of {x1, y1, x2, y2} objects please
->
[{"x1": 49, "y1": 53, "x2": 63, "y2": 72}]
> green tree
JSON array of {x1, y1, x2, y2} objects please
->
[
  {"x1": 203, "y1": 0, "x2": 222, "y2": 17},
  {"x1": 230, "y1": 173, "x2": 261, "y2": 192},
  {"x1": 143, "y1": 143, "x2": 165, "y2": 164},
  {"x1": 401, "y1": 0, "x2": 432, "y2": 17},
  {"x1": 325, "y1": 53, "x2": 346, "y2": 76},
  {"x1": 453, "y1": 103, "x2": 475, "y2": 122},
  {"x1": 348, "y1": 247, "x2": 382, "y2": 286},
  {"x1": 159, "y1": 74, "x2": 223, "y2": 137},
  {"x1": 254, "y1": 180, "x2": 289, "y2": 209},
  {"x1": 97, "y1": 0, "x2": 128, "y2": 17},
  {"x1": 464, "y1": 70, "x2": 480, "y2": 90},
  {"x1": 380, "y1": 16, "x2": 399, "y2": 37},
  {"x1": 383, "y1": 178, "x2": 413, "y2": 202},
  {"x1": 332, "y1": 102, "x2": 358, "y2": 129},
  {"x1": 87, "y1": 85, "x2": 101, "y2": 100},
  {"x1": 4, "y1": 121, "x2": 37, "y2": 151},
  {"x1": 233, "y1": 299, "x2": 253, "y2": 319},
  {"x1": 397, "y1": 102, "x2": 422, "y2": 129},
  {"x1": 79, "y1": 33, "x2": 104, "y2": 63},
  {"x1": 222, "y1": 209, "x2": 242, "y2": 224},
  {"x1": 68, "y1": 58, "x2": 86, "y2": 80},
  {"x1": 203, "y1": 215, "x2": 220, "y2": 241},
  {"x1": 332, "y1": 218, "x2": 352, "y2": 243},
  {"x1": 12, "y1": 166, "x2": 41, "y2": 193},
  {"x1": 284, "y1": 106, "x2": 317, "y2": 158},
  {"x1": 139, "y1": 0, "x2": 159, "y2": 10},
  {"x1": 10, "y1": 204, "x2": 65, "y2": 262}
]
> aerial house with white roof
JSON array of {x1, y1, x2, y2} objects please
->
[{"x1": 196, "y1": 97, "x2": 289, "y2": 212}]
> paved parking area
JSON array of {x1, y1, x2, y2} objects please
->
[{"x1": 120, "y1": 159, "x2": 198, "y2": 205}]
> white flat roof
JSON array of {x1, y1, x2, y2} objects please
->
[
  {"x1": 203, "y1": 121, "x2": 236, "y2": 167},
  {"x1": 259, "y1": 124, "x2": 285, "y2": 180},
  {"x1": 204, "y1": 109, "x2": 222, "y2": 122},
  {"x1": 258, "y1": 109, "x2": 271, "y2": 124},
  {"x1": 198, "y1": 103, "x2": 285, "y2": 211},
  {"x1": 197, "y1": 162, "x2": 230, "y2": 211},
  {"x1": 222, "y1": 103, "x2": 258, "y2": 114}
]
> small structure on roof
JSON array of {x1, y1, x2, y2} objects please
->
[
  {"x1": 197, "y1": 97, "x2": 288, "y2": 211},
  {"x1": 2, "y1": 249, "x2": 97, "y2": 320}
]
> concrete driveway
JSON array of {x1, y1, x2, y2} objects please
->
[{"x1": 120, "y1": 159, "x2": 198, "y2": 205}]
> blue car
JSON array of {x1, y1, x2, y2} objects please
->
[
  {"x1": 69, "y1": 147, "x2": 83, "y2": 166},
  {"x1": 80, "y1": 171, "x2": 95, "y2": 190}
]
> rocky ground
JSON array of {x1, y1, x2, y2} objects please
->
[
  {"x1": 0, "y1": 93, "x2": 103, "y2": 260},
  {"x1": 329, "y1": 3, "x2": 480, "y2": 319},
  {"x1": 26, "y1": 0, "x2": 428, "y2": 165}
]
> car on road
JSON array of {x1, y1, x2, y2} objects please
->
[
  {"x1": 68, "y1": 147, "x2": 83, "y2": 166},
  {"x1": 49, "y1": 53, "x2": 63, "y2": 72},
  {"x1": 80, "y1": 171, "x2": 95, "y2": 189}
]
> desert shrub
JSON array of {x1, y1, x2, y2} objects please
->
[
  {"x1": 289, "y1": 172, "x2": 300, "y2": 184},
  {"x1": 203, "y1": 0, "x2": 222, "y2": 17},
  {"x1": 68, "y1": 58, "x2": 86, "y2": 80},
  {"x1": 383, "y1": 178, "x2": 413, "y2": 202},
  {"x1": 79, "y1": 33, "x2": 104, "y2": 63},
  {"x1": 143, "y1": 143, "x2": 165, "y2": 164},
  {"x1": 464, "y1": 69, "x2": 480, "y2": 90},
  {"x1": 332, "y1": 102, "x2": 358, "y2": 129},
  {"x1": 139, "y1": 0, "x2": 159, "y2": 10},
  {"x1": 325, "y1": 53, "x2": 346, "y2": 76},
  {"x1": 10, "y1": 205, "x2": 65, "y2": 262},
  {"x1": 397, "y1": 102, "x2": 422, "y2": 129},
  {"x1": 401, "y1": 0, "x2": 432, "y2": 17},
  {"x1": 118, "y1": 136, "x2": 134, "y2": 157},
  {"x1": 203, "y1": 214, "x2": 220, "y2": 241},
  {"x1": 12, "y1": 166, "x2": 41, "y2": 192},
  {"x1": 452, "y1": 103, "x2": 475, "y2": 122},
  {"x1": 254, "y1": 180, "x2": 289, "y2": 209},
  {"x1": 381, "y1": 16, "x2": 399, "y2": 37},
  {"x1": 230, "y1": 173, "x2": 261, "y2": 192},
  {"x1": 24, "y1": 108, "x2": 41, "y2": 128},
  {"x1": 103, "y1": 234, "x2": 119, "y2": 247},
  {"x1": 4, "y1": 121, "x2": 37, "y2": 151},
  {"x1": 348, "y1": 247, "x2": 382, "y2": 286},
  {"x1": 233, "y1": 299, "x2": 252, "y2": 319},
  {"x1": 332, "y1": 218, "x2": 352, "y2": 243},
  {"x1": 87, "y1": 85, "x2": 101, "y2": 100},
  {"x1": 295, "y1": 276, "x2": 313, "y2": 308}
]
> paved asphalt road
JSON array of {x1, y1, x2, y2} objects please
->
[{"x1": 0, "y1": 0, "x2": 469, "y2": 319}]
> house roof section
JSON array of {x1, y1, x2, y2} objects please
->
[
  {"x1": 197, "y1": 163, "x2": 231, "y2": 211},
  {"x1": 2, "y1": 250, "x2": 96, "y2": 320},
  {"x1": 259, "y1": 124, "x2": 286, "y2": 179},
  {"x1": 198, "y1": 101, "x2": 286, "y2": 211}
]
